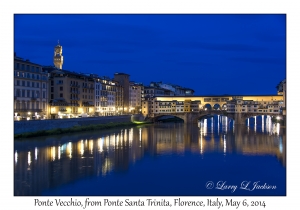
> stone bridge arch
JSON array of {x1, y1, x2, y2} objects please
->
[{"x1": 152, "y1": 113, "x2": 186, "y2": 122}]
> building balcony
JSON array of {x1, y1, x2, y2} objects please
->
[
  {"x1": 59, "y1": 108, "x2": 67, "y2": 112},
  {"x1": 31, "y1": 97, "x2": 38, "y2": 101}
]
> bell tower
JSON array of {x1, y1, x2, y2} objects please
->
[{"x1": 53, "y1": 40, "x2": 63, "y2": 69}]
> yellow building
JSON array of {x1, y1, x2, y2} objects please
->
[{"x1": 48, "y1": 69, "x2": 95, "y2": 118}]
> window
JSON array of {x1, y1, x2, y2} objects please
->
[
  {"x1": 22, "y1": 81, "x2": 25, "y2": 86},
  {"x1": 16, "y1": 63, "x2": 19, "y2": 69},
  {"x1": 37, "y1": 83, "x2": 39, "y2": 88},
  {"x1": 16, "y1": 89, "x2": 20, "y2": 97},
  {"x1": 36, "y1": 67, "x2": 39, "y2": 72},
  {"x1": 43, "y1": 91, "x2": 46, "y2": 98},
  {"x1": 27, "y1": 90, "x2": 30, "y2": 97},
  {"x1": 37, "y1": 75, "x2": 40, "y2": 80},
  {"x1": 22, "y1": 90, "x2": 25, "y2": 97},
  {"x1": 36, "y1": 91, "x2": 40, "y2": 98},
  {"x1": 16, "y1": 80, "x2": 20, "y2": 86},
  {"x1": 21, "y1": 64, "x2": 25, "y2": 70},
  {"x1": 51, "y1": 87, "x2": 54, "y2": 92},
  {"x1": 60, "y1": 93, "x2": 63, "y2": 97},
  {"x1": 51, "y1": 81, "x2": 54, "y2": 86},
  {"x1": 42, "y1": 83, "x2": 46, "y2": 88},
  {"x1": 32, "y1": 82, "x2": 35, "y2": 87},
  {"x1": 26, "y1": 65, "x2": 30, "y2": 71},
  {"x1": 51, "y1": 94, "x2": 54, "y2": 99},
  {"x1": 60, "y1": 86, "x2": 63, "y2": 91},
  {"x1": 31, "y1": 66, "x2": 35, "y2": 72}
]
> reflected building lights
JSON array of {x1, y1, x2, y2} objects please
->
[
  {"x1": 139, "y1": 128, "x2": 142, "y2": 147},
  {"x1": 225, "y1": 117, "x2": 228, "y2": 133},
  {"x1": 28, "y1": 151, "x2": 31, "y2": 166},
  {"x1": 67, "y1": 142, "x2": 72, "y2": 159},
  {"x1": 15, "y1": 150, "x2": 18, "y2": 164},
  {"x1": 80, "y1": 140, "x2": 84, "y2": 156},
  {"x1": 98, "y1": 137, "x2": 104, "y2": 152},
  {"x1": 223, "y1": 135, "x2": 226, "y2": 154},
  {"x1": 129, "y1": 128, "x2": 133, "y2": 147},
  {"x1": 203, "y1": 119, "x2": 207, "y2": 136},
  {"x1": 279, "y1": 137, "x2": 283, "y2": 153},
  {"x1": 35, "y1": 147, "x2": 38, "y2": 160},
  {"x1": 211, "y1": 117, "x2": 213, "y2": 133},
  {"x1": 124, "y1": 129, "x2": 127, "y2": 142},
  {"x1": 217, "y1": 115, "x2": 220, "y2": 135},
  {"x1": 89, "y1": 140, "x2": 93, "y2": 154},
  {"x1": 51, "y1": 146, "x2": 56, "y2": 161},
  {"x1": 116, "y1": 134, "x2": 119, "y2": 148},
  {"x1": 200, "y1": 134, "x2": 203, "y2": 154},
  {"x1": 105, "y1": 136, "x2": 110, "y2": 151},
  {"x1": 58, "y1": 146, "x2": 61, "y2": 160}
]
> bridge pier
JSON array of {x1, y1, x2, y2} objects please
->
[
  {"x1": 234, "y1": 113, "x2": 245, "y2": 125},
  {"x1": 183, "y1": 112, "x2": 198, "y2": 124}
]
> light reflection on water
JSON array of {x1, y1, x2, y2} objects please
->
[{"x1": 14, "y1": 115, "x2": 286, "y2": 196}]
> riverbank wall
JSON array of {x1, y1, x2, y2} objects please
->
[{"x1": 14, "y1": 115, "x2": 139, "y2": 135}]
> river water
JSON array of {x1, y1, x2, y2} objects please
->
[{"x1": 14, "y1": 115, "x2": 286, "y2": 196}]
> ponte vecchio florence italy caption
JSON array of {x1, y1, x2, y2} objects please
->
[{"x1": 14, "y1": 14, "x2": 286, "y2": 196}]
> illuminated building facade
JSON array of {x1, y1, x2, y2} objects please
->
[
  {"x1": 276, "y1": 79, "x2": 286, "y2": 116},
  {"x1": 142, "y1": 95, "x2": 283, "y2": 117},
  {"x1": 48, "y1": 70, "x2": 95, "y2": 118},
  {"x1": 94, "y1": 76, "x2": 121, "y2": 116},
  {"x1": 14, "y1": 53, "x2": 49, "y2": 120},
  {"x1": 142, "y1": 99, "x2": 201, "y2": 116},
  {"x1": 129, "y1": 82, "x2": 144, "y2": 113},
  {"x1": 226, "y1": 99, "x2": 282, "y2": 114}
]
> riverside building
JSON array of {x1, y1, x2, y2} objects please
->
[
  {"x1": 47, "y1": 69, "x2": 95, "y2": 119},
  {"x1": 94, "y1": 76, "x2": 123, "y2": 116},
  {"x1": 114, "y1": 73, "x2": 130, "y2": 113},
  {"x1": 14, "y1": 53, "x2": 49, "y2": 120},
  {"x1": 129, "y1": 81, "x2": 144, "y2": 113}
]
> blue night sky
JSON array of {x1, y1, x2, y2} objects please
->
[{"x1": 14, "y1": 14, "x2": 286, "y2": 95}]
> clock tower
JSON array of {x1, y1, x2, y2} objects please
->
[{"x1": 53, "y1": 41, "x2": 64, "y2": 69}]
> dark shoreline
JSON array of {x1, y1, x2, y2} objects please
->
[{"x1": 14, "y1": 121, "x2": 152, "y2": 139}]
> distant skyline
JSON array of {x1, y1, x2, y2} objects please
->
[{"x1": 14, "y1": 14, "x2": 286, "y2": 95}]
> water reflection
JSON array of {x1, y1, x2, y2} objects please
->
[{"x1": 14, "y1": 117, "x2": 286, "y2": 195}]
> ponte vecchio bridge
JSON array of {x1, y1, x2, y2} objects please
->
[{"x1": 142, "y1": 94, "x2": 284, "y2": 124}]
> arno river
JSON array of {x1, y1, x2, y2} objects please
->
[{"x1": 14, "y1": 115, "x2": 286, "y2": 196}]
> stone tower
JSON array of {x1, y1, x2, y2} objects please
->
[
  {"x1": 53, "y1": 41, "x2": 63, "y2": 69},
  {"x1": 114, "y1": 73, "x2": 130, "y2": 113}
]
